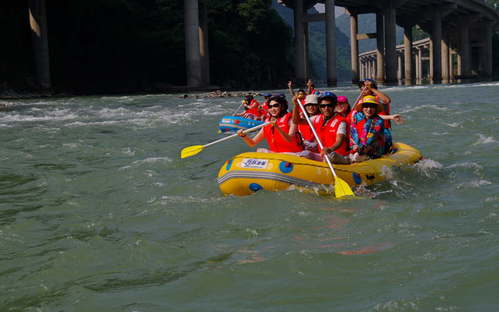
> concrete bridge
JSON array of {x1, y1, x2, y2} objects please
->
[
  {"x1": 27, "y1": 0, "x2": 499, "y2": 90},
  {"x1": 277, "y1": 0, "x2": 499, "y2": 86}
]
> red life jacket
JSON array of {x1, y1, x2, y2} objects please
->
[
  {"x1": 295, "y1": 98, "x2": 306, "y2": 114},
  {"x1": 244, "y1": 99, "x2": 262, "y2": 117},
  {"x1": 263, "y1": 112, "x2": 303, "y2": 153},
  {"x1": 373, "y1": 95, "x2": 391, "y2": 129},
  {"x1": 261, "y1": 101, "x2": 270, "y2": 119},
  {"x1": 380, "y1": 101, "x2": 391, "y2": 129},
  {"x1": 298, "y1": 119, "x2": 315, "y2": 141},
  {"x1": 312, "y1": 114, "x2": 349, "y2": 156}
]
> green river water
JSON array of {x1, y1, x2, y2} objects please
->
[{"x1": 1, "y1": 82, "x2": 498, "y2": 311}]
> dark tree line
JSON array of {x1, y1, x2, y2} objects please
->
[{"x1": 0, "y1": 0, "x2": 294, "y2": 94}]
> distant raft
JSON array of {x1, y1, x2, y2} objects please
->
[
  {"x1": 217, "y1": 142, "x2": 422, "y2": 196},
  {"x1": 218, "y1": 116, "x2": 264, "y2": 133}
]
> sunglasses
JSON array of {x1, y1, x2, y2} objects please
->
[
  {"x1": 304, "y1": 103, "x2": 318, "y2": 107},
  {"x1": 362, "y1": 103, "x2": 377, "y2": 108},
  {"x1": 268, "y1": 103, "x2": 281, "y2": 108},
  {"x1": 319, "y1": 104, "x2": 334, "y2": 108}
]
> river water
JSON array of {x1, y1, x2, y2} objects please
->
[{"x1": 1, "y1": 82, "x2": 498, "y2": 311}]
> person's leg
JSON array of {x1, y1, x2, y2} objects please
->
[{"x1": 327, "y1": 152, "x2": 351, "y2": 164}]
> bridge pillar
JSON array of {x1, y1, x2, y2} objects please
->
[
  {"x1": 305, "y1": 22, "x2": 311, "y2": 79},
  {"x1": 199, "y1": 0, "x2": 210, "y2": 86},
  {"x1": 294, "y1": 0, "x2": 307, "y2": 84},
  {"x1": 185, "y1": 0, "x2": 202, "y2": 87},
  {"x1": 375, "y1": 12, "x2": 385, "y2": 83},
  {"x1": 384, "y1": 2, "x2": 397, "y2": 84},
  {"x1": 430, "y1": 7, "x2": 442, "y2": 83},
  {"x1": 415, "y1": 47, "x2": 422, "y2": 84},
  {"x1": 29, "y1": 0, "x2": 51, "y2": 90},
  {"x1": 441, "y1": 29, "x2": 450, "y2": 84},
  {"x1": 368, "y1": 57, "x2": 373, "y2": 79},
  {"x1": 397, "y1": 53, "x2": 402, "y2": 82},
  {"x1": 481, "y1": 20, "x2": 494, "y2": 78},
  {"x1": 403, "y1": 25, "x2": 414, "y2": 85},
  {"x1": 325, "y1": 0, "x2": 337, "y2": 86},
  {"x1": 449, "y1": 47, "x2": 456, "y2": 82},
  {"x1": 458, "y1": 17, "x2": 473, "y2": 79},
  {"x1": 349, "y1": 10, "x2": 359, "y2": 84}
]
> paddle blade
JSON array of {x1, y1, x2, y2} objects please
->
[
  {"x1": 180, "y1": 145, "x2": 204, "y2": 159},
  {"x1": 334, "y1": 177, "x2": 355, "y2": 198}
]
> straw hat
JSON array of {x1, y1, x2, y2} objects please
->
[{"x1": 354, "y1": 95, "x2": 383, "y2": 114}]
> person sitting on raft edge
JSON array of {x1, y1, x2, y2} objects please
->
[
  {"x1": 348, "y1": 95, "x2": 393, "y2": 163},
  {"x1": 237, "y1": 95, "x2": 304, "y2": 154}
]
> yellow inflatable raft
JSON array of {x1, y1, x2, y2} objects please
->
[{"x1": 217, "y1": 142, "x2": 422, "y2": 196}]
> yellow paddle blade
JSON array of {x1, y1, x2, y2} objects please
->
[
  {"x1": 180, "y1": 145, "x2": 204, "y2": 159},
  {"x1": 334, "y1": 177, "x2": 355, "y2": 198}
]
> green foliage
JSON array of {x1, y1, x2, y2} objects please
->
[
  {"x1": 208, "y1": 0, "x2": 293, "y2": 88},
  {"x1": 1, "y1": 0, "x2": 293, "y2": 93},
  {"x1": 412, "y1": 26, "x2": 429, "y2": 42}
]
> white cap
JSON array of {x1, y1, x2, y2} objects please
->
[{"x1": 304, "y1": 94, "x2": 318, "y2": 104}]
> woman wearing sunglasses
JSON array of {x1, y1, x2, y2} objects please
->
[
  {"x1": 237, "y1": 95, "x2": 303, "y2": 153},
  {"x1": 349, "y1": 95, "x2": 393, "y2": 162},
  {"x1": 311, "y1": 92, "x2": 350, "y2": 164}
]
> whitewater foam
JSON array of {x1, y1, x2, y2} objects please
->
[{"x1": 472, "y1": 134, "x2": 497, "y2": 146}]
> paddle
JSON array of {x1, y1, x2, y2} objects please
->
[
  {"x1": 181, "y1": 122, "x2": 270, "y2": 159},
  {"x1": 295, "y1": 99, "x2": 355, "y2": 198},
  {"x1": 231, "y1": 101, "x2": 244, "y2": 116}
]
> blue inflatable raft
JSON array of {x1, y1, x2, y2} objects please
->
[{"x1": 218, "y1": 116, "x2": 264, "y2": 133}]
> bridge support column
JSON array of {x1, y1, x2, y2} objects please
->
[
  {"x1": 481, "y1": 21, "x2": 494, "y2": 78},
  {"x1": 459, "y1": 16, "x2": 473, "y2": 78},
  {"x1": 403, "y1": 25, "x2": 413, "y2": 85},
  {"x1": 376, "y1": 12, "x2": 385, "y2": 83},
  {"x1": 294, "y1": 0, "x2": 307, "y2": 84},
  {"x1": 199, "y1": 0, "x2": 210, "y2": 86},
  {"x1": 325, "y1": 0, "x2": 337, "y2": 86},
  {"x1": 29, "y1": 0, "x2": 51, "y2": 90},
  {"x1": 397, "y1": 53, "x2": 402, "y2": 82},
  {"x1": 359, "y1": 58, "x2": 365, "y2": 80},
  {"x1": 415, "y1": 47, "x2": 422, "y2": 84},
  {"x1": 364, "y1": 57, "x2": 373, "y2": 79},
  {"x1": 349, "y1": 10, "x2": 359, "y2": 84},
  {"x1": 185, "y1": 0, "x2": 202, "y2": 87},
  {"x1": 441, "y1": 29, "x2": 450, "y2": 84},
  {"x1": 384, "y1": 2, "x2": 397, "y2": 84},
  {"x1": 430, "y1": 7, "x2": 442, "y2": 83},
  {"x1": 449, "y1": 48, "x2": 456, "y2": 82}
]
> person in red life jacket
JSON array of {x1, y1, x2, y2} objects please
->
[
  {"x1": 237, "y1": 95, "x2": 303, "y2": 153},
  {"x1": 335, "y1": 95, "x2": 352, "y2": 122},
  {"x1": 306, "y1": 79, "x2": 320, "y2": 95},
  {"x1": 292, "y1": 94, "x2": 320, "y2": 152},
  {"x1": 236, "y1": 95, "x2": 262, "y2": 120},
  {"x1": 287, "y1": 81, "x2": 307, "y2": 109},
  {"x1": 259, "y1": 93, "x2": 272, "y2": 118},
  {"x1": 349, "y1": 95, "x2": 393, "y2": 163},
  {"x1": 310, "y1": 91, "x2": 350, "y2": 164},
  {"x1": 356, "y1": 79, "x2": 403, "y2": 128}
]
